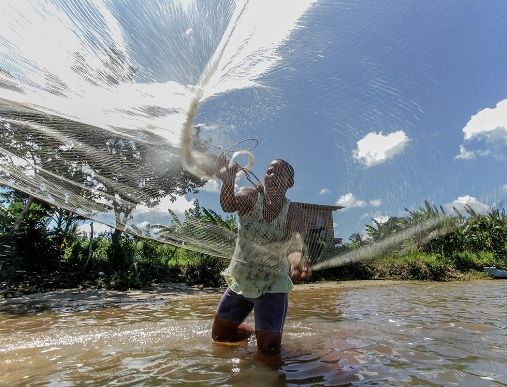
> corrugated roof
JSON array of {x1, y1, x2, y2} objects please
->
[{"x1": 293, "y1": 202, "x2": 344, "y2": 211}]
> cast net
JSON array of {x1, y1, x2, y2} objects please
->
[{"x1": 1, "y1": 0, "x2": 505, "y2": 271}]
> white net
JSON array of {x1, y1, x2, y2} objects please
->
[{"x1": 1, "y1": 0, "x2": 506, "y2": 274}]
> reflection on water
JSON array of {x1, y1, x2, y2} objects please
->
[{"x1": 1, "y1": 281, "x2": 506, "y2": 385}]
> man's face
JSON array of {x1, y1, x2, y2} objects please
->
[{"x1": 264, "y1": 160, "x2": 293, "y2": 190}]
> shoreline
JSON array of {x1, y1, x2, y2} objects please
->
[{"x1": 0, "y1": 279, "x2": 476, "y2": 314}]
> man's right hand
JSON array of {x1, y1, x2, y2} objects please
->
[{"x1": 215, "y1": 153, "x2": 239, "y2": 182}]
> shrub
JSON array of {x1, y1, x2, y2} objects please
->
[{"x1": 182, "y1": 254, "x2": 227, "y2": 287}]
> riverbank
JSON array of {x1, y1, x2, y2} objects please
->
[
  {"x1": 0, "y1": 282, "x2": 214, "y2": 314},
  {"x1": 0, "y1": 279, "x2": 487, "y2": 314}
]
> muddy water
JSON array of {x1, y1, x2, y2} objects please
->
[{"x1": 1, "y1": 281, "x2": 506, "y2": 386}]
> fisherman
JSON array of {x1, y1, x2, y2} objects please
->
[{"x1": 211, "y1": 156, "x2": 311, "y2": 354}]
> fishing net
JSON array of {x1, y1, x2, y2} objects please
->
[{"x1": 1, "y1": 0, "x2": 505, "y2": 271}]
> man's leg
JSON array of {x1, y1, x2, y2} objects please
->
[
  {"x1": 212, "y1": 288, "x2": 254, "y2": 343},
  {"x1": 253, "y1": 292, "x2": 288, "y2": 354}
]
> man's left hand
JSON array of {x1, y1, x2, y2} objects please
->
[
  {"x1": 288, "y1": 252, "x2": 312, "y2": 282},
  {"x1": 290, "y1": 265, "x2": 312, "y2": 282}
]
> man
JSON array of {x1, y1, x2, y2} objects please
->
[{"x1": 211, "y1": 156, "x2": 311, "y2": 354}]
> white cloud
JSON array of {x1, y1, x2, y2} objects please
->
[
  {"x1": 202, "y1": 179, "x2": 221, "y2": 193},
  {"x1": 457, "y1": 99, "x2": 507, "y2": 160},
  {"x1": 445, "y1": 195, "x2": 490, "y2": 215},
  {"x1": 77, "y1": 222, "x2": 112, "y2": 236},
  {"x1": 455, "y1": 145, "x2": 476, "y2": 160},
  {"x1": 128, "y1": 194, "x2": 195, "y2": 227},
  {"x1": 373, "y1": 215, "x2": 390, "y2": 224},
  {"x1": 75, "y1": 195, "x2": 194, "y2": 237},
  {"x1": 463, "y1": 99, "x2": 507, "y2": 142},
  {"x1": 337, "y1": 193, "x2": 367, "y2": 209},
  {"x1": 137, "y1": 194, "x2": 194, "y2": 215},
  {"x1": 503, "y1": 184, "x2": 507, "y2": 193},
  {"x1": 200, "y1": 179, "x2": 240, "y2": 193},
  {"x1": 353, "y1": 130, "x2": 409, "y2": 167},
  {"x1": 338, "y1": 194, "x2": 382, "y2": 211},
  {"x1": 320, "y1": 188, "x2": 331, "y2": 195}
]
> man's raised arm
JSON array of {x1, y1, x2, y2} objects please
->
[{"x1": 215, "y1": 154, "x2": 239, "y2": 213}]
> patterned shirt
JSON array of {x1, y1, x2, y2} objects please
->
[{"x1": 222, "y1": 192, "x2": 293, "y2": 298}]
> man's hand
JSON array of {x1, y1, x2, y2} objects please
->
[
  {"x1": 215, "y1": 153, "x2": 239, "y2": 182},
  {"x1": 288, "y1": 252, "x2": 312, "y2": 282}
]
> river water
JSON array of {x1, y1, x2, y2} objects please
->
[{"x1": 1, "y1": 280, "x2": 506, "y2": 386}]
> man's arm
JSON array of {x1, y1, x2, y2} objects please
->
[
  {"x1": 219, "y1": 170, "x2": 238, "y2": 213},
  {"x1": 216, "y1": 154, "x2": 257, "y2": 214}
]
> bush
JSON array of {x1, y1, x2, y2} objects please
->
[
  {"x1": 312, "y1": 261, "x2": 374, "y2": 281},
  {"x1": 182, "y1": 254, "x2": 227, "y2": 287}
]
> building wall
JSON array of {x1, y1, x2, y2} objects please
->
[{"x1": 301, "y1": 207, "x2": 335, "y2": 241}]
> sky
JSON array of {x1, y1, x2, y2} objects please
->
[
  {"x1": 1, "y1": 0, "x2": 507, "y2": 241},
  {"x1": 191, "y1": 0, "x2": 507, "y2": 239}
]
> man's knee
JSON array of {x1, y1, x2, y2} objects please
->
[
  {"x1": 212, "y1": 314, "x2": 231, "y2": 341},
  {"x1": 255, "y1": 330, "x2": 282, "y2": 354},
  {"x1": 212, "y1": 314, "x2": 252, "y2": 342}
]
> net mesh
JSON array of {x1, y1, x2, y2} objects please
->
[{"x1": 0, "y1": 0, "x2": 494, "y2": 274}]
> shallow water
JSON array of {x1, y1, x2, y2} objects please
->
[{"x1": 1, "y1": 280, "x2": 506, "y2": 386}]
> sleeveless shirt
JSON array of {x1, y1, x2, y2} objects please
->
[{"x1": 222, "y1": 192, "x2": 293, "y2": 298}]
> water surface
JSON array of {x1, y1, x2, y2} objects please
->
[{"x1": 1, "y1": 280, "x2": 506, "y2": 386}]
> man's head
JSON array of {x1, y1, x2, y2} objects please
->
[{"x1": 264, "y1": 159, "x2": 295, "y2": 191}]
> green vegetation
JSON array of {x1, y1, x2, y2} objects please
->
[
  {"x1": 313, "y1": 201, "x2": 507, "y2": 282},
  {"x1": 0, "y1": 188, "x2": 228, "y2": 293},
  {"x1": 1, "y1": 187, "x2": 506, "y2": 296}
]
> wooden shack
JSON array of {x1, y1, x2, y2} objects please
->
[{"x1": 293, "y1": 202, "x2": 343, "y2": 247}]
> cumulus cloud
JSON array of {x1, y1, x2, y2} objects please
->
[
  {"x1": 353, "y1": 130, "x2": 409, "y2": 167},
  {"x1": 200, "y1": 179, "x2": 239, "y2": 193},
  {"x1": 463, "y1": 99, "x2": 507, "y2": 142},
  {"x1": 373, "y1": 215, "x2": 390, "y2": 224},
  {"x1": 455, "y1": 145, "x2": 476, "y2": 160},
  {"x1": 128, "y1": 194, "x2": 195, "y2": 227},
  {"x1": 445, "y1": 195, "x2": 490, "y2": 215},
  {"x1": 320, "y1": 188, "x2": 331, "y2": 195},
  {"x1": 457, "y1": 99, "x2": 507, "y2": 159},
  {"x1": 137, "y1": 194, "x2": 194, "y2": 215},
  {"x1": 77, "y1": 222, "x2": 112, "y2": 235},
  {"x1": 337, "y1": 193, "x2": 382, "y2": 211},
  {"x1": 337, "y1": 193, "x2": 367, "y2": 209},
  {"x1": 202, "y1": 179, "x2": 220, "y2": 193},
  {"x1": 77, "y1": 194, "x2": 196, "y2": 236}
]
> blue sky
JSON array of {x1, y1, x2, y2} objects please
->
[
  {"x1": 1, "y1": 0, "x2": 506, "y2": 241},
  {"x1": 191, "y1": 0, "x2": 507, "y2": 239}
]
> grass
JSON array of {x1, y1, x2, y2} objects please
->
[{"x1": 315, "y1": 250, "x2": 505, "y2": 282}]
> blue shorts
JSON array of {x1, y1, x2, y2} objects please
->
[{"x1": 216, "y1": 288, "x2": 288, "y2": 334}]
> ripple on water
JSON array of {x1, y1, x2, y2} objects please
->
[{"x1": 1, "y1": 281, "x2": 507, "y2": 385}]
